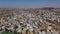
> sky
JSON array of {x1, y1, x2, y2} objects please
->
[{"x1": 0, "y1": 0, "x2": 60, "y2": 8}]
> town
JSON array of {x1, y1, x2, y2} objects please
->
[{"x1": 0, "y1": 8, "x2": 60, "y2": 34}]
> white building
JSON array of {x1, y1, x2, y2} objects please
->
[{"x1": 57, "y1": 16, "x2": 60, "y2": 22}]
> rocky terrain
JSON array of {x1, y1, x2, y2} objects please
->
[{"x1": 0, "y1": 8, "x2": 60, "y2": 34}]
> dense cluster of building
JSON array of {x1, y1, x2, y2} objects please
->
[{"x1": 0, "y1": 8, "x2": 60, "y2": 34}]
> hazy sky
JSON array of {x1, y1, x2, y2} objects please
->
[{"x1": 0, "y1": 0, "x2": 60, "y2": 8}]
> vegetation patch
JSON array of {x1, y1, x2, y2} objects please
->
[{"x1": 0, "y1": 31, "x2": 14, "y2": 34}]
